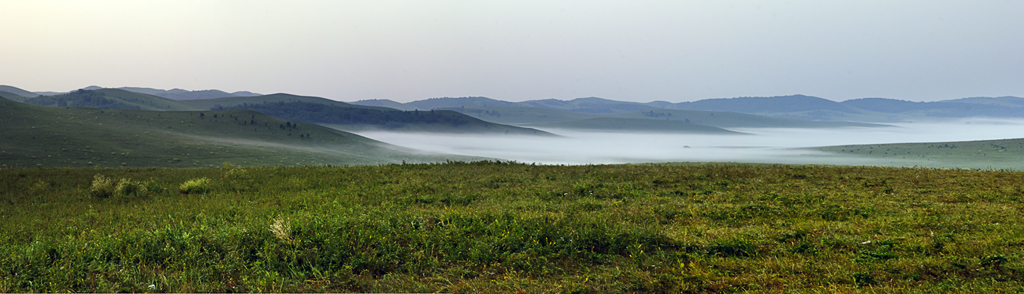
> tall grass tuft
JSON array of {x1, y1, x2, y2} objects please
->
[
  {"x1": 90, "y1": 174, "x2": 115, "y2": 198},
  {"x1": 114, "y1": 178, "x2": 148, "y2": 198},
  {"x1": 178, "y1": 177, "x2": 210, "y2": 194},
  {"x1": 91, "y1": 174, "x2": 154, "y2": 198},
  {"x1": 269, "y1": 217, "x2": 293, "y2": 243}
]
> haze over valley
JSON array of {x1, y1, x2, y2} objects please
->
[{"x1": 4, "y1": 84, "x2": 1024, "y2": 169}]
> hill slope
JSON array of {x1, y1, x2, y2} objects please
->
[
  {"x1": 20, "y1": 89, "x2": 197, "y2": 111},
  {"x1": 0, "y1": 91, "x2": 27, "y2": 102},
  {"x1": 211, "y1": 101, "x2": 556, "y2": 136},
  {"x1": 0, "y1": 99, "x2": 478, "y2": 168},
  {"x1": 179, "y1": 93, "x2": 383, "y2": 110},
  {"x1": 117, "y1": 87, "x2": 261, "y2": 100},
  {"x1": 813, "y1": 137, "x2": 1024, "y2": 170},
  {"x1": 0, "y1": 85, "x2": 39, "y2": 98}
]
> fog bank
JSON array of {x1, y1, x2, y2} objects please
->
[{"x1": 355, "y1": 119, "x2": 1024, "y2": 166}]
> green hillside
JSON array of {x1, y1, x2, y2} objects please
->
[
  {"x1": 813, "y1": 138, "x2": 1024, "y2": 170},
  {"x1": 0, "y1": 85, "x2": 39, "y2": 98},
  {"x1": 444, "y1": 105, "x2": 887, "y2": 129},
  {"x1": 0, "y1": 99, "x2": 479, "y2": 168},
  {"x1": 15, "y1": 92, "x2": 547, "y2": 135},
  {"x1": 0, "y1": 91, "x2": 27, "y2": 102},
  {"x1": 210, "y1": 101, "x2": 556, "y2": 136},
  {"x1": 20, "y1": 89, "x2": 195, "y2": 111},
  {"x1": 179, "y1": 93, "x2": 384, "y2": 110},
  {"x1": 526, "y1": 117, "x2": 746, "y2": 134}
]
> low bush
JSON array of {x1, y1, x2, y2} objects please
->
[
  {"x1": 91, "y1": 174, "x2": 150, "y2": 198},
  {"x1": 178, "y1": 177, "x2": 210, "y2": 194},
  {"x1": 89, "y1": 174, "x2": 115, "y2": 198}
]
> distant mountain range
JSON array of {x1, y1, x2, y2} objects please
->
[
  {"x1": 10, "y1": 85, "x2": 1021, "y2": 123},
  {"x1": 5, "y1": 83, "x2": 1021, "y2": 135},
  {"x1": 0, "y1": 85, "x2": 260, "y2": 100}
]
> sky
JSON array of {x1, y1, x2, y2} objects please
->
[{"x1": 1, "y1": 0, "x2": 1022, "y2": 103}]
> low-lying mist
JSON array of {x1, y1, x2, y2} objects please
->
[{"x1": 355, "y1": 119, "x2": 1024, "y2": 166}]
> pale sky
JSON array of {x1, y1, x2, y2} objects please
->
[{"x1": 1, "y1": 0, "x2": 1022, "y2": 102}]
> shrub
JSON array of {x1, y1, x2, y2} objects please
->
[
  {"x1": 114, "y1": 178, "x2": 149, "y2": 198},
  {"x1": 92, "y1": 175, "x2": 152, "y2": 199},
  {"x1": 144, "y1": 179, "x2": 165, "y2": 195},
  {"x1": 179, "y1": 177, "x2": 211, "y2": 194},
  {"x1": 90, "y1": 174, "x2": 115, "y2": 198}
]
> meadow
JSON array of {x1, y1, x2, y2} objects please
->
[{"x1": 1, "y1": 162, "x2": 1022, "y2": 292}]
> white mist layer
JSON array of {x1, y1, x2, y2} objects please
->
[{"x1": 355, "y1": 119, "x2": 1024, "y2": 166}]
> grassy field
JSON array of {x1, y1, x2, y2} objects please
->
[
  {"x1": 814, "y1": 138, "x2": 1024, "y2": 170},
  {"x1": 0, "y1": 98, "x2": 476, "y2": 168},
  {"x1": 1, "y1": 162, "x2": 1022, "y2": 292}
]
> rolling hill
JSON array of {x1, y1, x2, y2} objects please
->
[
  {"x1": 0, "y1": 98, "x2": 481, "y2": 168},
  {"x1": 350, "y1": 99, "x2": 418, "y2": 111},
  {"x1": 441, "y1": 105, "x2": 887, "y2": 129},
  {"x1": 13, "y1": 90, "x2": 549, "y2": 135},
  {"x1": 812, "y1": 137, "x2": 1024, "y2": 170},
  {"x1": 210, "y1": 101, "x2": 556, "y2": 136},
  {"x1": 178, "y1": 93, "x2": 383, "y2": 110},
  {"x1": 0, "y1": 91, "x2": 27, "y2": 102},
  {"x1": 20, "y1": 89, "x2": 195, "y2": 111},
  {"x1": 116, "y1": 86, "x2": 261, "y2": 100},
  {"x1": 0, "y1": 85, "x2": 38, "y2": 98}
]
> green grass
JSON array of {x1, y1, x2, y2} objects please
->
[
  {"x1": 0, "y1": 98, "x2": 479, "y2": 168},
  {"x1": 814, "y1": 138, "x2": 1024, "y2": 170},
  {"x1": 1, "y1": 162, "x2": 1022, "y2": 292}
]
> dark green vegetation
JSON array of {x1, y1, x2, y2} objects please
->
[
  {"x1": 0, "y1": 98, "x2": 478, "y2": 168},
  {"x1": 2, "y1": 162, "x2": 1022, "y2": 292},
  {"x1": 815, "y1": 138, "x2": 1024, "y2": 170},
  {"x1": 211, "y1": 101, "x2": 554, "y2": 135}
]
